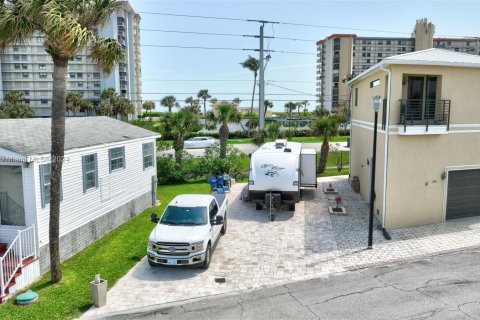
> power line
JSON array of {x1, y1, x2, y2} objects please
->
[
  {"x1": 141, "y1": 44, "x2": 315, "y2": 55},
  {"x1": 142, "y1": 79, "x2": 314, "y2": 83},
  {"x1": 265, "y1": 82, "x2": 317, "y2": 96},
  {"x1": 140, "y1": 28, "x2": 315, "y2": 42},
  {"x1": 137, "y1": 11, "x2": 411, "y2": 35}
]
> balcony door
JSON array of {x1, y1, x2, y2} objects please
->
[{"x1": 407, "y1": 76, "x2": 437, "y2": 121}]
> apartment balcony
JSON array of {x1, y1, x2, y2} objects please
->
[{"x1": 397, "y1": 99, "x2": 451, "y2": 135}]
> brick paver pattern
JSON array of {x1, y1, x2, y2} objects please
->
[{"x1": 82, "y1": 176, "x2": 480, "y2": 317}]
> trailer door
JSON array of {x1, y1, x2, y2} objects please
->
[{"x1": 300, "y1": 149, "x2": 317, "y2": 188}]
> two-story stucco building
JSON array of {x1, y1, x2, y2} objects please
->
[
  {"x1": 0, "y1": 117, "x2": 159, "y2": 301},
  {"x1": 349, "y1": 48, "x2": 480, "y2": 229}
]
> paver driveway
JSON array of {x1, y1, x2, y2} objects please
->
[{"x1": 82, "y1": 176, "x2": 480, "y2": 318}]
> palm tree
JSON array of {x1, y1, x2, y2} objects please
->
[
  {"x1": 97, "y1": 88, "x2": 118, "y2": 116},
  {"x1": 314, "y1": 105, "x2": 330, "y2": 118},
  {"x1": 284, "y1": 102, "x2": 297, "y2": 115},
  {"x1": 160, "y1": 95, "x2": 179, "y2": 113},
  {"x1": 81, "y1": 99, "x2": 94, "y2": 116},
  {"x1": 142, "y1": 100, "x2": 155, "y2": 115},
  {"x1": 312, "y1": 117, "x2": 339, "y2": 174},
  {"x1": 0, "y1": 91, "x2": 34, "y2": 118},
  {"x1": 207, "y1": 103, "x2": 241, "y2": 158},
  {"x1": 297, "y1": 100, "x2": 309, "y2": 115},
  {"x1": 162, "y1": 111, "x2": 197, "y2": 163},
  {"x1": 113, "y1": 97, "x2": 134, "y2": 120},
  {"x1": 66, "y1": 92, "x2": 83, "y2": 117},
  {"x1": 263, "y1": 100, "x2": 273, "y2": 118},
  {"x1": 0, "y1": 0, "x2": 125, "y2": 282},
  {"x1": 197, "y1": 89, "x2": 211, "y2": 127},
  {"x1": 240, "y1": 56, "x2": 259, "y2": 114}
]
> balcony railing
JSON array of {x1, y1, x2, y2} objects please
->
[{"x1": 399, "y1": 99, "x2": 451, "y2": 133}]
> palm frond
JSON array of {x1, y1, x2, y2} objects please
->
[
  {"x1": 88, "y1": 37, "x2": 125, "y2": 74},
  {"x1": 0, "y1": 4, "x2": 37, "y2": 51},
  {"x1": 65, "y1": 0, "x2": 122, "y2": 28}
]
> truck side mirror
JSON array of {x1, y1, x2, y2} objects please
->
[
  {"x1": 150, "y1": 213, "x2": 159, "y2": 223},
  {"x1": 213, "y1": 215, "x2": 224, "y2": 225}
]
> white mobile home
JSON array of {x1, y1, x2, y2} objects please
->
[{"x1": 0, "y1": 117, "x2": 159, "y2": 302}]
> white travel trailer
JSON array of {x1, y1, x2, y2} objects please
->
[{"x1": 248, "y1": 140, "x2": 317, "y2": 219}]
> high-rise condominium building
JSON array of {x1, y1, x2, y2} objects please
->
[
  {"x1": 0, "y1": 1, "x2": 142, "y2": 117},
  {"x1": 316, "y1": 19, "x2": 479, "y2": 111}
]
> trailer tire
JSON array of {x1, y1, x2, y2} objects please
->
[
  {"x1": 288, "y1": 204, "x2": 295, "y2": 211},
  {"x1": 256, "y1": 203, "x2": 263, "y2": 210}
]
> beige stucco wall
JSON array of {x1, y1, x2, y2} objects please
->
[
  {"x1": 389, "y1": 65, "x2": 480, "y2": 125},
  {"x1": 351, "y1": 63, "x2": 480, "y2": 229},
  {"x1": 350, "y1": 120, "x2": 386, "y2": 226},
  {"x1": 385, "y1": 133, "x2": 480, "y2": 229}
]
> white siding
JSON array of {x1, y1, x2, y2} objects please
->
[{"x1": 33, "y1": 137, "x2": 157, "y2": 245}]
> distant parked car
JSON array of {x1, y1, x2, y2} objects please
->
[{"x1": 184, "y1": 137, "x2": 218, "y2": 149}]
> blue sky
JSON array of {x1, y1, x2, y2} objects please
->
[{"x1": 129, "y1": 0, "x2": 480, "y2": 112}]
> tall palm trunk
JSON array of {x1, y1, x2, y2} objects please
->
[
  {"x1": 50, "y1": 57, "x2": 68, "y2": 283},
  {"x1": 317, "y1": 139, "x2": 330, "y2": 174},
  {"x1": 219, "y1": 122, "x2": 229, "y2": 158},
  {"x1": 173, "y1": 136, "x2": 184, "y2": 163},
  {"x1": 203, "y1": 99, "x2": 207, "y2": 127},
  {"x1": 250, "y1": 73, "x2": 257, "y2": 114}
]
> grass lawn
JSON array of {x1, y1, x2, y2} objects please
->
[{"x1": 0, "y1": 182, "x2": 209, "y2": 320}]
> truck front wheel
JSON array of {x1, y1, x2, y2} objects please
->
[{"x1": 201, "y1": 244, "x2": 211, "y2": 269}]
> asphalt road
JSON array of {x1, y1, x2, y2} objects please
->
[{"x1": 95, "y1": 247, "x2": 480, "y2": 320}]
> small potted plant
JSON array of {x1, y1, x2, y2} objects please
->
[
  {"x1": 323, "y1": 183, "x2": 338, "y2": 194},
  {"x1": 328, "y1": 195, "x2": 346, "y2": 215}
]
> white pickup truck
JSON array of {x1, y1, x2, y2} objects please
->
[{"x1": 147, "y1": 193, "x2": 228, "y2": 269}]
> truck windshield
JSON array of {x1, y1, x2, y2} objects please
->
[{"x1": 160, "y1": 206, "x2": 207, "y2": 226}]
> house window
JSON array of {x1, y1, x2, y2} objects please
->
[
  {"x1": 22, "y1": 64, "x2": 28, "y2": 70},
  {"x1": 370, "y1": 79, "x2": 380, "y2": 88},
  {"x1": 75, "y1": 55, "x2": 82, "y2": 61},
  {"x1": 40, "y1": 99, "x2": 48, "y2": 104},
  {"x1": 40, "y1": 164, "x2": 63, "y2": 208},
  {"x1": 93, "y1": 82, "x2": 100, "y2": 87},
  {"x1": 13, "y1": 47, "x2": 19, "y2": 52},
  {"x1": 354, "y1": 87, "x2": 358, "y2": 106},
  {"x1": 109, "y1": 147, "x2": 125, "y2": 172},
  {"x1": 36, "y1": 37, "x2": 43, "y2": 43},
  {"x1": 22, "y1": 73, "x2": 29, "y2": 79},
  {"x1": 40, "y1": 164, "x2": 51, "y2": 207},
  {"x1": 82, "y1": 154, "x2": 98, "y2": 192},
  {"x1": 21, "y1": 55, "x2": 27, "y2": 61},
  {"x1": 14, "y1": 64, "x2": 20, "y2": 70},
  {"x1": 143, "y1": 143, "x2": 154, "y2": 169},
  {"x1": 77, "y1": 73, "x2": 83, "y2": 78},
  {"x1": 77, "y1": 82, "x2": 83, "y2": 87},
  {"x1": 70, "y1": 73, "x2": 76, "y2": 78},
  {"x1": 39, "y1": 64, "x2": 46, "y2": 70},
  {"x1": 13, "y1": 55, "x2": 20, "y2": 61},
  {"x1": 39, "y1": 73, "x2": 47, "y2": 79}
]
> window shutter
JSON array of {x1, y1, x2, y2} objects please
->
[
  {"x1": 40, "y1": 164, "x2": 45, "y2": 208},
  {"x1": 82, "y1": 155, "x2": 87, "y2": 193},
  {"x1": 122, "y1": 146, "x2": 126, "y2": 169},
  {"x1": 94, "y1": 153, "x2": 99, "y2": 188},
  {"x1": 142, "y1": 144, "x2": 146, "y2": 170},
  {"x1": 108, "y1": 149, "x2": 112, "y2": 173}
]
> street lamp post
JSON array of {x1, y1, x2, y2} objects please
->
[{"x1": 368, "y1": 95, "x2": 382, "y2": 249}]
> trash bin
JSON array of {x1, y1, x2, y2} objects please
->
[
  {"x1": 90, "y1": 275, "x2": 107, "y2": 308},
  {"x1": 351, "y1": 176, "x2": 360, "y2": 193}
]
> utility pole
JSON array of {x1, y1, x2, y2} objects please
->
[{"x1": 258, "y1": 23, "x2": 265, "y2": 130}]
